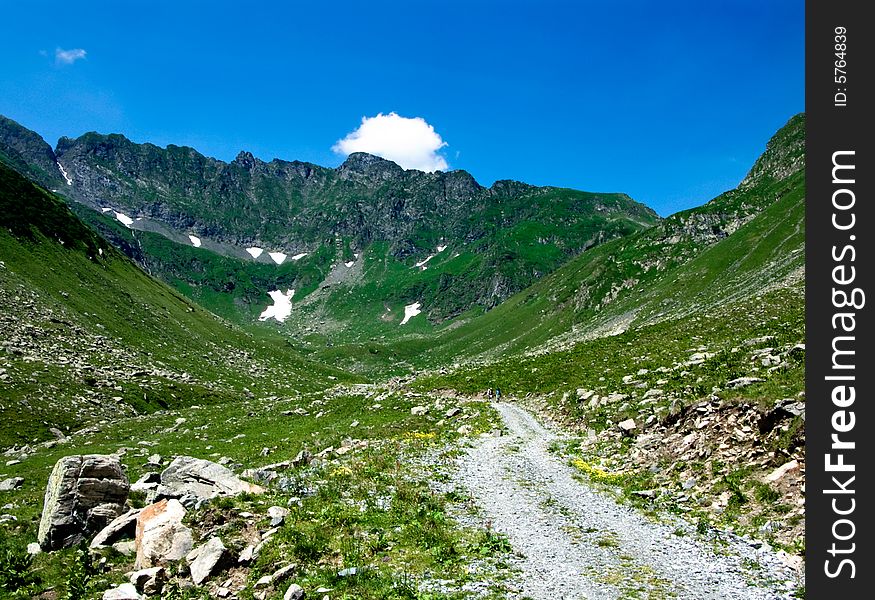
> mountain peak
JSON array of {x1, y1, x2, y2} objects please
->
[
  {"x1": 233, "y1": 150, "x2": 259, "y2": 169},
  {"x1": 337, "y1": 152, "x2": 404, "y2": 178},
  {"x1": 739, "y1": 113, "x2": 805, "y2": 189}
]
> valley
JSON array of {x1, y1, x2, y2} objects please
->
[{"x1": 0, "y1": 114, "x2": 805, "y2": 599}]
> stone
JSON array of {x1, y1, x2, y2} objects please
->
[
  {"x1": 130, "y1": 472, "x2": 161, "y2": 493},
  {"x1": 38, "y1": 454, "x2": 130, "y2": 550},
  {"x1": 268, "y1": 506, "x2": 289, "y2": 527},
  {"x1": 445, "y1": 407, "x2": 461, "y2": 418},
  {"x1": 239, "y1": 544, "x2": 256, "y2": 563},
  {"x1": 271, "y1": 563, "x2": 296, "y2": 584},
  {"x1": 410, "y1": 406, "x2": 428, "y2": 416},
  {"x1": 187, "y1": 536, "x2": 227, "y2": 585},
  {"x1": 0, "y1": 477, "x2": 24, "y2": 492},
  {"x1": 135, "y1": 499, "x2": 193, "y2": 569},
  {"x1": 160, "y1": 456, "x2": 264, "y2": 499},
  {"x1": 26, "y1": 542, "x2": 41, "y2": 555},
  {"x1": 146, "y1": 454, "x2": 162, "y2": 466},
  {"x1": 617, "y1": 419, "x2": 637, "y2": 434},
  {"x1": 129, "y1": 566, "x2": 166, "y2": 595},
  {"x1": 764, "y1": 460, "x2": 800, "y2": 483},
  {"x1": 457, "y1": 425, "x2": 472, "y2": 435},
  {"x1": 113, "y1": 540, "x2": 137, "y2": 556},
  {"x1": 727, "y1": 377, "x2": 764, "y2": 388},
  {"x1": 91, "y1": 508, "x2": 141, "y2": 548},
  {"x1": 102, "y1": 583, "x2": 143, "y2": 600},
  {"x1": 284, "y1": 583, "x2": 305, "y2": 600},
  {"x1": 291, "y1": 450, "x2": 312, "y2": 467},
  {"x1": 0, "y1": 477, "x2": 24, "y2": 491}
]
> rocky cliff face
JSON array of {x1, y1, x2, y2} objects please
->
[{"x1": 0, "y1": 115, "x2": 65, "y2": 191}]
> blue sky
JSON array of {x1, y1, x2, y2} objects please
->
[{"x1": 0, "y1": 0, "x2": 802, "y2": 216}]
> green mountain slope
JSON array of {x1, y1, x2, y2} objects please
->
[
  {"x1": 0, "y1": 162, "x2": 354, "y2": 447},
  {"x1": 391, "y1": 114, "x2": 804, "y2": 368}
]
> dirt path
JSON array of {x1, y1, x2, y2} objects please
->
[{"x1": 454, "y1": 402, "x2": 800, "y2": 599}]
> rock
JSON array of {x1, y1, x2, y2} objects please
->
[
  {"x1": 26, "y1": 542, "x2": 41, "y2": 555},
  {"x1": 457, "y1": 425, "x2": 472, "y2": 435},
  {"x1": 49, "y1": 427, "x2": 67, "y2": 440},
  {"x1": 268, "y1": 506, "x2": 289, "y2": 527},
  {"x1": 113, "y1": 540, "x2": 137, "y2": 556},
  {"x1": 445, "y1": 407, "x2": 461, "y2": 418},
  {"x1": 284, "y1": 583, "x2": 305, "y2": 600},
  {"x1": 146, "y1": 454, "x2": 162, "y2": 466},
  {"x1": 91, "y1": 508, "x2": 142, "y2": 548},
  {"x1": 135, "y1": 499, "x2": 193, "y2": 569},
  {"x1": 576, "y1": 389, "x2": 594, "y2": 400},
  {"x1": 102, "y1": 583, "x2": 143, "y2": 600},
  {"x1": 272, "y1": 563, "x2": 297, "y2": 583},
  {"x1": 727, "y1": 377, "x2": 764, "y2": 388},
  {"x1": 0, "y1": 477, "x2": 23, "y2": 491},
  {"x1": 129, "y1": 566, "x2": 166, "y2": 595},
  {"x1": 187, "y1": 536, "x2": 227, "y2": 585},
  {"x1": 238, "y1": 544, "x2": 255, "y2": 563},
  {"x1": 160, "y1": 456, "x2": 264, "y2": 499},
  {"x1": 38, "y1": 454, "x2": 130, "y2": 550},
  {"x1": 292, "y1": 450, "x2": 312, "y2": 467},
  {"x1": 130, "y1": 472, "x2": 161, "y2": 493},
  {"x1": 410, "y1": 406, "x2": 428, "y2": 416},
  {"x1": 764, "y1": 460, "x2": 800, "y2": 483},
  {"x1": 617, "y1": 419, "x2": 637, "y2": 434}
]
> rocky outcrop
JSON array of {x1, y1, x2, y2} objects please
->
[{"x1": 38, "y1": 454, "x2": 130, "y2": 550}]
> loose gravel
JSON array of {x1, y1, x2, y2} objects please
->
[{"x1": 453, "y1": 402, "x2": 802, "y2": 599}]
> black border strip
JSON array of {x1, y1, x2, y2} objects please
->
[{"x1": 806, "y1": 1, "x2": 872, "y2": 595}]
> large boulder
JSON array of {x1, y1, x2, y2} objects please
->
[
  {"x1": 38, "y1": 455, "x2": 130, "y2": 551},
  {"x1": 135, "y1": 499, "x2": 193, "y2": 569},
  {"x1": 159, "y1": 456, "x2": 263, "y2": 500}
]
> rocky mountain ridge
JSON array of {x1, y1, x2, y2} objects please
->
[{"x1": 0, "y1": 115, "x2": 660, "y2": 324}]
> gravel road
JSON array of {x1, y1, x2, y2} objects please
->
[{"x1": 454, "y1": 402, "x2": 801, "y2": 599}]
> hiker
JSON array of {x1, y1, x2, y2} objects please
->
[{"x1": 496, "y1": 388, "x2": 501, "y2": 400}]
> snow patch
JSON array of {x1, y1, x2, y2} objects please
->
[
  {"x1": 188, "y1": 235, "x2": 201, "y2": 248},
  {"x1": 414, "y1": 255, "x2": 434, "y2": 269},
  {"x1": 414, "y1": 244, "x2": 448, "y2": 269},
  {"x1": 269, "y1": 252, "x2": 287, "y2": 265},
  {"x1": 291, "y1": 253, "x2": 308, "y2": 261},
  {"x1": 400, "y1": 302, "x2": 422, "y2": 325},
  {"x1": 114, "y1": 212, "x2": 133, "y2": 227},
  {"x1": 57, "y1": 162, "x2": 72, "y2": 186},
  {"x1": 345, "y1": 260, "x2": 355, "y2": 268},
  {"x1": 259, "y1": 289, "x2": 295, "y2": 322},
  {"x1": 246, "y1": 247, "x2": 264, "y2": 259},
  {"x1": 101, "y1": 207, "x2": 112, "y2": 213}
]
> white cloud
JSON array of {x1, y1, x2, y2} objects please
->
[
  {"x1": 333, "y1": 112, "x2": 449, "y2": 172},
  {"x1": 55, "y1": 48, "x2": 87, "y2": 65}
]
